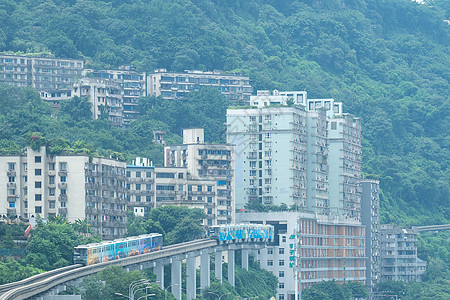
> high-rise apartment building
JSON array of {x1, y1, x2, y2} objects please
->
[
  {"x1": 0, "y1": 146, "x2": 127, "y2": 239},
  {"x1": 380, "y1": 224, "x2": 426, "y2": 282},
  {"x1": 164, "y1": 128, "x2": 235, "y2": 224},
  {"x1": 361, "y1": 179, "x2": 381, "y2": 289},
  {"x1": 227, "y1": 90, "x2": 361, "y2": 221},
  {"x1": 127, "y1": 157, "x2": 220, "y2": 226},
  {"x1": 147, "y1": 69, "x2": 252, "y2": 103},
  {"x1": 237, "y1": 212, "x2": 366, "y2": 300}
]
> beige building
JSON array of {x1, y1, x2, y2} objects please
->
[
  {"x1": 164, "y1": 129, "x2": 235, "y2": 224},
  {"x1": 0, "y1": 146, "x2": 127, "y2": 239},
  {"x1": 127, "y1": 157, "x2": 220, "y2": 226}
]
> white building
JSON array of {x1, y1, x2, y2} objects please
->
[
  {"x1": 147, "y1": 69, "x2": 252, "y2": 103},
  {"x1": 164, "y1": 128, "x2": 235, "y2": 224},
  {"x1": 0, "y1": 146, "x2": 127, "y2": 239}
]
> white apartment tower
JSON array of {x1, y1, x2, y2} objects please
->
[
  {"x1": 164, "y1": 129, "x2": 235, "y2": 224},
  {"x1": 0, "y1": 147, "x2": 127, "y2": 239},
  {"x1": 227, "y1": 90, "x2": 362, "y2": 221}
]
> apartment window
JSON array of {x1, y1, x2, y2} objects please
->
[
  {"x1": 282, "y1": 236, "x2": 286, "y2": 243},
  {"x1": 23, "y1": 163, "x2": 27, "y2": 171},
  {"x1": 49, "y1": 201, "x2": 55, "y2": 209},
  {"x1": 279, "y1": 260, "x2": 285, "y2": 266},
  {"x1": 278, "y1": 294, "x2": 284, "y2": 300},
  {"x1": 7, "y1": 189, "x2": 15, "y2": 196},
  {"x1": 126, "y1": 183, "x2": 131, "y2": 189},
  {"x1": 35, "y1": 181, "x2": 42, "y2": 188},
  {"x1": 61, "y1": 201, "x2": 66, "y2": 207},
  {"x1": 8, "y1": 176, "x2": 15, "y2": 183},
  {"x1": 279, "y1": 271, "x2": 284, "y2": 278},
  {"x1": 24, "y1": 176, "x2": 27, "y2": 183},
  {"x1": 278, "y1": 282, "x2": 285, "y2": 289},
  {"x1": 198, "y1": 197, "x2": 202, "y2": 201},
  {"x1": 197, "y1": 185, "x2": 202, "y2": 192},
  {"x1": 9, "y1": 202, "x2": 15, "y2": 208},
  {"x1": 59, "y1": 162, "x2": 67, "y2": 170},
  {"x1": 207, "y1": 197, "x2": 212, "y2": 203},
  {"x1": 126, "y1": 171, "x2": 131, "y2": 177},
  {"x1": 35, "y1": 206, "x2": 42, "y2": 213},
  {"x1": 279, "y1": 248, "x2": 285, "y2": 255},
  {"x1": 267, "y1": 260, "x2": 273, "y2": 266},
  {"x1": 331, "y1": 122, "x2": 337, "y2": 130},
  {"x1": 267, "y1": 248, "x2": 273, "y2": 255},
  {"x1": 35, "y1": 194, "x2": 42, "y2": 201},
  {"x1": 178, "y1": 185, "x2": 184, "y2": 191},
  {"x1": 7, "y1": 162, "x2": 15, "y2": 170},
  {"x1": 135, "y1": 195, "x2": 141, "y2": 202},
  {"x1": 207, "y1": 185, "x2": 213, "y2": 192},
  {"x1": 135, "y1": 171, "x2": 141, "y2": 178},
  {"x1": 49, "y1": 188, "x2": 55, "y2": 196},
  {"x1": 60, "y1": 189, "x2": 66, "y2": 195},
  {"x1": 146, "y1": 172, "x2": 151, "y2": 178},
  {"x1": 136, "y1": 184, "x2": 141, "y2": 190},
  {"x1": 49, "y1": 163, "x2": 55, "y2": 170},
  {"x1": 188, "y1": 185, "x2": 192, "y2": 191},
  {"x1": 146, "y1": 196, "x2": 152, "y2": 202},
  {"x1": 178, "y1": 173, "x2": 183, "y2": 179},
  {"x1": 60, "y1": 176, "x2": 66, "y2": 182},
  {"x1": 35, "y1": 156, "x2": 41, "y2": 163},
  {"x1": 49, "y1": 176, "x2": 55, "y2": 184},
  {"x1": 35, "y1": 169, "x2": 41, "y2": 176}
]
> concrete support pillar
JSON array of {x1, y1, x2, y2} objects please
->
[
  {"x1": 154, "y1": 262, "x2": 164, "y2": 289},
  {"x1": 228, "y1": 249, "x2": 235, "y2": 286},
  {"x1": 200, "y1": 251, "x2": 210, "y2": 290},
  {"x1": 171, "y1": 258, "x2": 182, "y2": 300},
  {"x1": 186, "y1": 255, "x2": 197, "y2": 300},
  {"x1": 242, "y1": 249, "x2": 249, "y2": 270},
  {"x1": 215, "y1": 250, "x2": 223, "y2": 283}
]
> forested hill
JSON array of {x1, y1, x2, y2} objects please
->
[{"x1": 0, "y1": 0, "x2": 448, "y2": 226}]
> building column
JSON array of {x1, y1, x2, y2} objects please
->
[
  {"x1": 186, "y1": 255, "x2": 197, "y2": 300},
  {"x1": 154, "y1": 261, "x2": 164, "y2": 289},
  {"x1": 215, "y1": 250, "x2": 223, "y2": 283},
  {"x1": 200, "y1": 251, "x2": 210, "y2": 290},
  {"x1": 242, "y1": 249, "x2": 249, "y2": 270},
  {"x1": 171, "y1": 258, "x2": 182, "y2": 300},
  {"x1": 228, "y1": 249, "x2": 235, "y2": 286}
]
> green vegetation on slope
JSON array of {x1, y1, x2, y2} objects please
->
[{"x1": 0, "y1": 0, "x2": 447, "y2": 226}]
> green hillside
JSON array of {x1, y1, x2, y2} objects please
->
[{"x1": 0, "y1": 0, "x2": 448, "y2": 226}]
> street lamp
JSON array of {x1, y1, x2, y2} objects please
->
[
  {"x1": 156, "y1": 281, "x2": 178, "y2": 300},
  {"x1": 206, "y1": 291, "x2": 232, "y2": 300}
]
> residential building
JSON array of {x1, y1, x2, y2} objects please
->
[
  {"x1": 83, "y1": 66, "x2": 146, "y2": 126},
  {"x1": 361, "y1": 179, "x2": 381, "y2": 290},
  {"x1": 164, "y1": 128, "x2": 235, "y2": 224},
  {"x1": 72, "y1": 77, "x2": 123, "y2": 127},
  {"x1": 0, "y1": 146, "x2": 127, "y2": 239},
  {"x1": 126, "y1": 157, "x2": 220, "y2": 225},
  {"x1": 147, "y1": 69, "x2": 252, "y2": 103},
  {"x1": 227, "y1": 90, "x2": 361, "y2": 221},
  {"x1": 0, "y1": 54, "x2": 84, "y2": 106},
  {"x1": 237, "y1": 211, "x2": 366, "y2": 300},
  {"x1": 380, "y1": 224, "x2": 425, "y2": 282}
]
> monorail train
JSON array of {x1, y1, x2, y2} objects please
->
[
  {"x1": 209, "y1": 223, "x2": 274, "y2": 244},
  {"x1": 74, "y1": 233, "x2": 163, "y2": 266}
]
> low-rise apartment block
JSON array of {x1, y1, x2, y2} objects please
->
[
  {"x1": 164, "y1": 128, "x2": 235, "y2": 224},
  {"x1": 147, "y1": 69, "x2": 252, "y2": 103},
  {"x1": 380, "y1": 224, "x2": 425, "y2": 282},
  {"x1": 0, "y1": 146, "x2": 127, "y2": 239}
]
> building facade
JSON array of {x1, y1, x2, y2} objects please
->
[
  {"x1": 237, "y1": 212, "x2": 366, "y2": 300},
  {"x1": 380, "y1": 224, "x2": 425, "y2": 282},
  {"x1": 361, "y1": 179, "x2": 381, "y2": 289},
  {"x1": 147, "y1": 69, "x2": 252, "y2": 103},
  {"x1": 227, "y1": 90, "x2": 362, "y2": 222},
  {"x1": 126, "y1": 157, "x2": 221, "y2": 225},
  {"x1": 0, "y1": 146, "x2": 127, "y2": 239},
  {"x1": 164, "y1": 128, "x2": 235, "y2": 224}
]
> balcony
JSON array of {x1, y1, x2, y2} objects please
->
[
  {"x1": 58, "y1": 170, "x2": 67, "y2": 176},
  {"x1": 58, "y1": 182, "x2": 67, "y2": 189},
  {"x1": 7, "y1": 195, "x2": 18, "y2": 201},
  {"x1": 7, "y1": 208, "x2": 17, "y2": 215},
  {"x1": 7, "y1": 170, "x2": 16, "y2": 176},
  {"x1": 58, "y1": 207, "x2": 68, "y2": 215},
  {"x1": 7, "y1": 182, "x2": 16, "y2": 188},
  {"x1": 58, "y1": 194, "x2": 68, "y2": 201}
]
